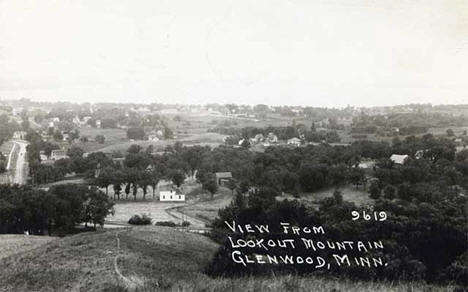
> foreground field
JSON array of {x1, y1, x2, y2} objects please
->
[
  {"x1": 0, "y1": 227, "x2": 455, "y2": 292},
  {"x1": 0, "y1": 235, "x2": 56, "y2": 260}
]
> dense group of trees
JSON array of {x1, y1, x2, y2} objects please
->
[
  {"x1": 0, "y1": 114, "x2": 20, "y2": 146},
  {"x1": 206, "y1": 184, "x2": 466, "y2": 286},
  {"x1": 206, "y1": 140, "x2": 467, "y2": 285},
  {"x1": 0, "y1": 184, "x2": 114, "y2": 235}
]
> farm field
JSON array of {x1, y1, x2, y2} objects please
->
[
  {"x1": 0, "y1": 227, "x2": 455, "y2": 291},
  {"x1": 72, "y1": 128, "x2": 128, "y2": 152},
  {"x1": 107, "y1": 201, "x2": 186, "y2": 226},
  {"x1": 93, "y1": 131, "x2": 227, "y2": 154}
]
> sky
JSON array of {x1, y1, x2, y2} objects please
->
[{"x1": 0, "y1": 0, "x2": 467, "y2": 107}]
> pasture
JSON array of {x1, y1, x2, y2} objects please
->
[{"x1": 0, "y1": 227, "x2": 455, "y2": 291}]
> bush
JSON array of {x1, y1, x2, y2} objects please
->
[
  {"x1": 154, "y1": 221, "x2": 177, "y2": 227},
  {"x1": 128, "y1": 214, "x2": 152, "y2": 225},
  {"x1": 181, "y1": 221, "x2": 191, "y2": 227}
]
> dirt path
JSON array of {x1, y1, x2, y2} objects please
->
[
  {"x1": 113, "y1": 229, "x2": 143, "y2": 291},
  {"x1": 165, "y1": 205, "x2": 207, "y2": 229}
]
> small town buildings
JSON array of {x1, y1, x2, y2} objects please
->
[
  {"x1": 50, "y1": 149, "x2": 69, "y2": 160},
  {"x1": 266, "y1": 132, "x2": 278, "y2": 143},
  {"x1": 13, "y1": 131, "x2": 27, "y2": 140},
  {"x1": 390, "y1": 154, "x2": 409, "y2": 165},
  {"x1": 147, "y1": 134, "x2": 159, "y2": 141},
  {"x1": 159, "y1": 190, "x2": 185, "y2": 202},
  {"x1": 415, "y1": 150, "x2": 425, "y2": 159},
  {"x1": 215, "y1": 172, "x2": 233, "y2": 186},
  {"x1": 287, "y1": 137, "x2": 302, "y2": 147}
]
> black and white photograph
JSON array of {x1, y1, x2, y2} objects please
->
[{"x1": 0, "y1": 0, "x2": 467, "y2": 291}]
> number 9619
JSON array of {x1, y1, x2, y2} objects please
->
[{"x1": 351, "y1": 211, "x2": 387, "y2": 221}]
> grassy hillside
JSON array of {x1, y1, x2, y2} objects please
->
[
  {"x1": 0, "y1": 235, "x2": 55, "y2": 260},
  {"x1": 0, "y1": 227, "x2": 456, "y2": 292}
]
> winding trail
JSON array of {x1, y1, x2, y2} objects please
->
[{"x1": 113, "y1": 229, "x2": 143, "y2": 291}]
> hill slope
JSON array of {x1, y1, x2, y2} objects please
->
[{"x1": 0, "y1": 227, "x2": 455, "y2": 292}]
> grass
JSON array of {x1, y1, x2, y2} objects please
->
[
  {"x1": 0, "y1": 235, "x2": 56, "y2": 260},
  {"x1": 0, "y1": 227, "x2": 456, "y2": 291},
  {"x1": 108, "y1": 201, "x2": 185, "y2": 226},
  {"x1": 178, "y1": 187, "x2": 233, "y2": 224},
  {"x1": 73, "y1": 128, "x2": 128, "y2": 152}
]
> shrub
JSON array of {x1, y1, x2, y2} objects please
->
[
  {"x1": 154, "y1": 221, "x2": 177, "y2": 227},
  {"x1": 181, "y1": 221, "x2": 191, "y2": 227},
  {"x1": 128, "y1": 214, "x2": 152, "y2": 225}
]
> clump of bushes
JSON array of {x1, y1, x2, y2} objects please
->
[
  {"x1": 154, "y1": 220, "x2": 191, "y2": 227},
  {"x1": 128, "y1": 214, "x2": 152, "y2": 225},
  {"x1": 155, "y1": 221, "x2": 177, "y2": 227}
]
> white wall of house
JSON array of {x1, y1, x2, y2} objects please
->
[{"x1": 159, "y1": 191, "x2": 185, "y2": 202}]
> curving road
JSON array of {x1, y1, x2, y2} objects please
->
[{"x1": 6, "y1": 140, "x2": 28, "y2": 185}]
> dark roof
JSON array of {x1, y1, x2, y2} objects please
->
[{"x1": 215, "y1": 172, "x2": 232, "y2": 179}]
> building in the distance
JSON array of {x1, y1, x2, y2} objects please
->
[
  {"x1": 287, "y1": 137, "x2": 301, "y2": 147},
  {"x1": 390, "y1": 154, "x2": 409, "y2": 165},
  {"x1": 159, "y1": 190, "x2": 185, "y2": 202},
  {"x1": 215, "y1": 172, "x2": 232, "y2": 186},
  {"x1": 50, "y1": 149, "x2": 69, "y2": 160}
]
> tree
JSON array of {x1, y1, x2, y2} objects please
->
[
  {"x1": 149, "y1": 169, "x2": 161, "y2": 199},
  {"x1": 127, "y1": 144, "x2": 142, "y2": 154},
  {"x1": 53, "y1": 130, "x2": 63, "y2": 141},
  {"x1": 67, "y1": 146, "x2": 84, "y2": 160},
  {"x1": 368, "y1": 180, "x2": 381, "y2": 199},
  {"x1": 383, "y1": 184, "x2": 396, "y2": 199},
  {"x1": 138, "y1": 171, "x2": 153, "y2": 200},
  {"x1": 124, "y1": 183, "x2": 131, "y2": 200},
  {"x1": 94, "y1": 166, "x2": 115, "y2": 195},
  {"x1": 68, "y1": 129, "x2": 80, "y2": 141},
  {"x1": 95, "y1": 134, "x2": 106, "y2": 144},
  {"x1": 226, "y1": 178, "x2": 237, "y2": 195},
  {"x1": 170, "y1": 170, "x2": 185, "y2": 188},
  {"x1": 348, "y1": 167, "x2": 366, "y2": 189},
  {"x1": 202, "y1": 174, "x2": 218, "y2": 199},
  {"x1": 164, "y1": 126, "x2": 173, "y2": 139},
  {"x1": 333, "y1": 189, "x2": 343, "y2": 204},
  {"x1": 240, "y1": 139, "x2": 250, "y2": 149},
  {"x1": 81, "y1": 186, "x2": 114, "y2": 228}
]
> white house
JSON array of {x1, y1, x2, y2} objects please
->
[
  {"x1": 159, "y1": 190, "x2": 185, "y2": 202},
  {"x1": 390, "y1": 154, "x2": 409, "y2": 165},
  {"x1": 287, "y1": 137, "x2": 301, "y2": 146}
]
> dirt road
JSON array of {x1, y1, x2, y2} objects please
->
[{"x1": 7, "y1": 140, "x2": 28, "y2": 185}]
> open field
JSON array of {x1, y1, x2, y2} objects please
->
[
  {"x1": 0, "y1": 235, "x2": 56, "y2": 260},
  {"x1": 93, "y1": 131, "x2": 226, "y2": 154},
  {"x1": 0, "y1": 227, "x2": 456, "y2": 291},
  {"x1": 73, "y1": 128, "x2": 128, "y2": 152},
  {"x1": 107, "y1": 201, "x2": 186, "y2": 225}
]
